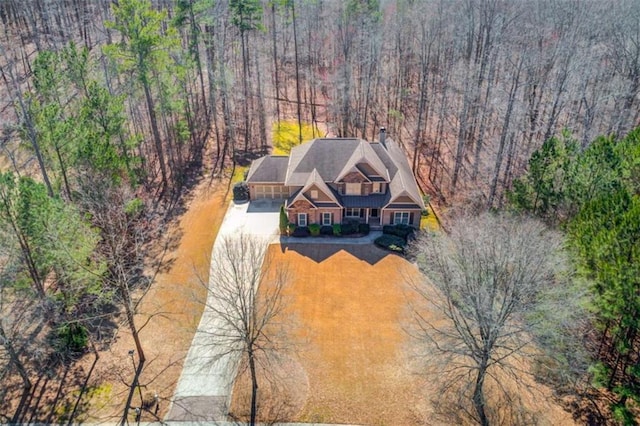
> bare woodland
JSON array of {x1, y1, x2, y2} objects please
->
[
  {"x1": 1, "y1": 0, "x2": 639, "y2": 202},
  {"x1": 408, "y1": 213, "x2": 586, "y2": 425},
  {"x1": 0, "y1": 0, "x2": 639, "y2": 424}
]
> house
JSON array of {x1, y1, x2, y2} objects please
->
[{"x1": 246, "y1": 128, "x2": 425, "y2": 229}]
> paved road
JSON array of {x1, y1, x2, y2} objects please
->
[{"x1": 165, "y1": 200, "x2": 280, "y2": 422}]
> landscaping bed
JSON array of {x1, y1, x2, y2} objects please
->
[{"x1": 374, "y1": 224, "x2": 417, "y2": 253}]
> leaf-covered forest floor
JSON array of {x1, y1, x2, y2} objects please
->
[
  {"x1": 87, "y1": 175, "x2": 231, "y2": 423},
  {"x1": 0, "y1": 166, "x2": 232, "y2": 423}
]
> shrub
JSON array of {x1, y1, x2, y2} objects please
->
[
  {"x1": 287, "y1": 223, "x2": 296, "y2": 235},
  {"x1": 358, "y1": 223, "x2": 370, "y2": 235},
  {"x1": 341, "y1": 223, "x2": 356, "y2": 235},
  {"x1": 124, "y1": 197, "x2": 144, "y2": 217},
  {"x1": 309, "y1": 223, "x2": 321, "y2": 236},
  {"x1": 292, "y1": 226, "x2": 310, "y2": 237},
  {"x1": 383, "y1": 224, "x2": 415, "y2": 240},
  {"x1": 279, "y1": 205, "x2": 289, "y2": 234},
  {"x1": 56, "y1": 323, "x2": 88, "y2": 353},
  {"x1": 332, "y1": 223, "x2": 342, "y2": 236},
  {"x1": 273, "y1": 121, "x2": 318, "y2": 154},
  {"x1": 374, "y1": 235, "x2": 406, "y2": 253},
  {"x1": 233, "y1": 182, "x2": 249, "y2": 202},
  {"x1": 320, "y1": 225, "x2": 333, "y2": 235}
]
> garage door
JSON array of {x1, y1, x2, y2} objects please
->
[{"x1": 255, "y1": 185, "x2": 288, "y2": 199}]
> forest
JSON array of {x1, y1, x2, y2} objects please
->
[{"x1": 0, "y1": 0, "x2": 639, "y2": 424}]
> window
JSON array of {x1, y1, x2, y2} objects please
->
[
  {"x1": 372, "y1": 182, "x2": 381, "y2": 193},
  {"x1": 310, "y1": 190, "x2": 318, "y2": 199},
  {"x1": 298, "y1": 213, "x2": 307, "y2": 226},
  {"x1": 345, "y1": 183, "x2": 361, "y2": 195},
  {"x1": 322, "y1": 212, "x2": 332, "y2": 225},
  {"x1": 345, "y1": 208, "x2": 360, "y2": 217},
  {"x1": 394, "y1": 211, "x2": 410, "y2": 225}
]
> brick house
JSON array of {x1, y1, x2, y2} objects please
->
[{"x1": 246, "y1": 129, "x2": 425, "y2": 229}]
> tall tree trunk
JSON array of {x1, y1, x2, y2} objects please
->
[
  {"x1": 0, "y1": 51, "x2": 55, "y2": 197},
  {"x1": 249, "y1": 349, "x2": 258, "y2": 426},
  {"x1": 473, "y1": 359, "x2": 490, "y2": 426},
  {"x1": 488, "y1": 59, "x2": 521, "y2": 207},
  {"x1": 142, "y1": 81, "x2": 168, "y2": 191},
  {"x1": 270, "y1": 2, "x2": 281, "y2": 121},
  {"x1": 292, "y1": 1, "x2": 303, "y2": 143},
  {"x1": 119, "y1": 286, "x2": 146, "y2": 426},
  {"x1": 241, "y1": 30, "x2": 251, "y2": 152}
]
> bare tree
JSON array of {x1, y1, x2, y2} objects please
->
[
  {"x1": 408, "y1": 213, "x2": 575, "y2": 426},
  {"x1": 75, "y1": 175, "x2": 167, "y2": 425},
  {"x1": 200, "y1": 233, "x2": 290, "y2": 426}
]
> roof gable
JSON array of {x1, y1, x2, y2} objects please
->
[
  {"x1": 301, "y1": 169, "x2": 341, "y2": 204},
  {"x1": 383, "y1": 139, "x2": 425, "y2": 209}
]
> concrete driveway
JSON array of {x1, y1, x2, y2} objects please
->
[{"x1": 166, "y1": 200, "x2": 280, "y2": 421}]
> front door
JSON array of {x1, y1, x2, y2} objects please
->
[{"x1": 370, "y1": 208, "x2": 379, "y2": 218}]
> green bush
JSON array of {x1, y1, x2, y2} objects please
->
[
  {"x1": 358, "y1": 223, "x2": 370, "y2": 234},
  {"x1": 374, "y1": 235, "x2": 406, "y2": 253},
  {"x1": 279, "y1": 205, "x2": 289, "y2": 234},
  {"x1": 292, "y1": 226, "x2": 310, "y2": 237},
  {"x1": 287, "y1": 223, "x2": 296, "y2": 235},
  {"x1": 320, "y1": 225, "x2": 333, "y2": 235},
  {"x1": 332, "y1": 223, "x2": 342, "y2": 236},
  {"x1": 124, "y1": 198, "x2": 144, "y2": 216},
  {"x1": 309, "y1": 223, "x2": 321, "y2": 236},
  {"x1": 56, "y1": 323, "x2": 89, "y2": 353},
  {"x1": 233, "y1": 182, "x2": 249, "y2": 202},
  {"x1": 341, "y1": 223, "x2": 356, "y2": 235},
  {"x1": 383, "y1": 224, "x2": 415, "y2": 240}
]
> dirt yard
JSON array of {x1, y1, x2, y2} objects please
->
[{"x1": 230, "y1": 243, "x2": 578, "y2": 426}]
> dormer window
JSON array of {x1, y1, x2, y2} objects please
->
[{"x1": 345, "y1": 183, "x2": 360, "y2": 195}]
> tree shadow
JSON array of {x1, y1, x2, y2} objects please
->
[
  {"x1": 3, "y1": 346, "x2": 102, "y2": 424},
  {"x1": 277, "y1": 242, "x2": 394, "y2": 265},
  {"x1": 562, "y1": 388, "x2": 616, "y2": 426}
]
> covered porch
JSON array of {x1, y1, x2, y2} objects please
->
[{"x1": 341, "y1": 194, "x2": 387, "y2": 229}]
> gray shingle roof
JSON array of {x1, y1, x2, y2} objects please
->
[
  {"x1": 286, "y1": 138, "x2": 361, "y2": 186},
  {"x1": 246, "y1": 156, "x2": 289, "y2": 183},
  {"x1": 250, "y1": 136, "x2": 425, "y2": 211},
  {"x1": 383, "y1": 139, "x2": 425, "y2": 209},
  {"x1": 386, "y1": 203, "x2": 423, "y2": 209},
  {"x1": 342, "y1": 194, "x2": 389, "y2": 208}
]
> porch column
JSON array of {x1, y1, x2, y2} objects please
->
[{"x1": 366, "y1": 208, "x2": 369, "y2": 224}]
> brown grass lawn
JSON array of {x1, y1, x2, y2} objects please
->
[
  {"x1": 231, "y1": 244, "x2": 430, "y2": 425},
  {"x1": 231, "y1": 243, "x2": 578, "y2": 426}
]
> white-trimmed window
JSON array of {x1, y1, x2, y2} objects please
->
[
  {"x1": 322, "y1": 212, "x2": 332, "y2": 225},
  {"x1": 345, "y1": 208, "x2": 360, "y2": 218},
  {"x1": 345, "y1": 183, "x2": 361, "y2": 195},
  {"x1": 298, "y1": 213, "x2": 307, "y2": 226},
  {"x1": 372, "y1": 182, "x2": 381, "y2": 193},
  {"x1": 310, "y1": 190, "x2": 318, "y2": 199},
  {"x1": 394, "y1": 211, "x2": 410, "y2": 225}
]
